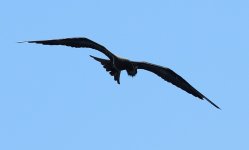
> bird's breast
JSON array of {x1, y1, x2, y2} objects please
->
[{"x1": 114, "y1": 58, "x2": 131, "y2": 70}]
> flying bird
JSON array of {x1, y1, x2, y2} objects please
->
[{"x1": 19, "y1": 37, "x2": 220, "y2": 109}]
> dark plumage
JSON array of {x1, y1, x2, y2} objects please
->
[{"x1": 20, "y1": 37, "x2": 220, "y2": 109}]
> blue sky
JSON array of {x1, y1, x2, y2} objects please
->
[{"x1": 1, "y1": 0, "x2": 249, "y2": 149}]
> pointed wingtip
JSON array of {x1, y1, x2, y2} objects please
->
[
  {"x1": 17, "y1": 41, "x2": 33, "y2": 44},
  {"x1": 17, "y1": 41, "x2": 26, "y2": 43},
  {"x1": 204, "y1": 97, "x2": 221, "y2": 110}
]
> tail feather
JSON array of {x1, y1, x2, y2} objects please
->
[
  {"x1": 90, "y1": 55, "x2": 120, "y2": 84},
  {"x1": 90, "y1": 55, "x2": 107, "y2": 63}
]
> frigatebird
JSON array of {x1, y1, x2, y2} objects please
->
[{"x1": 20, "y1": 37, "x2": 220, "y2": 109}]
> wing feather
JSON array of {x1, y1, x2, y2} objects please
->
[
  {"x1": 22, "y1": 37, "x2": 115, "y2": 60},
  {"x1": 134, "y1": 61, "x2": 220, "y2": 109}
]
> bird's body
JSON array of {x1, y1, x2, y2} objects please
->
[
  {"x1": 20, "y1": 37, "x2": 220, "y2": 109},
  {"x1": 90, "y1": 55, "x2": 137, "y2": 84}
]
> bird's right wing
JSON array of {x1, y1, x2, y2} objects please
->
[
  {"x1": 21, "y1": 37, "x2": 116, "y2": 60},
  {"x1": 133, "y1": 61, "x2": 220, "y2": 109}
]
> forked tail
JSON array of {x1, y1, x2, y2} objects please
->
[{"x1": 90, "y1": 55, "x2": 121, "y2": 84}]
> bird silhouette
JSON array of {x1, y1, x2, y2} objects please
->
[{"x1": 19, "y1": 37, "x2": 220, "y2": 109}]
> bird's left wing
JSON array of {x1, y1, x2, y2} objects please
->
[
  {"x1": 132, "y1": 61, "x2": 220, "y2": 109},
  {"x1": 19, "y1": 37, "x2": 116, "y2": 60}
]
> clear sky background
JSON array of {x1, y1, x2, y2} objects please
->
[{"x1": 1, "y1": 0, "x2": 249, "y2": 150}]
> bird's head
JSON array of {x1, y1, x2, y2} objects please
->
[{"x1": 126, "y1": 64, "x2": 137, "y2": 77}]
